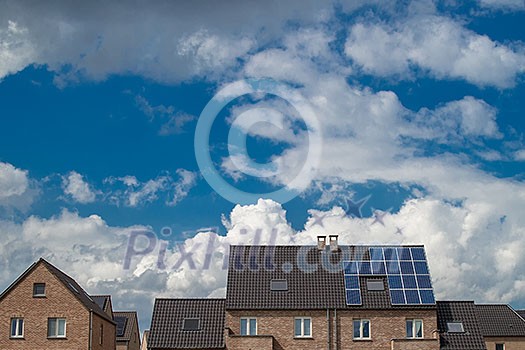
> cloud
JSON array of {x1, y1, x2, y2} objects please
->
[
  {"x1": 0, "y1": 20, "x2": 36, "y2": 80},
  {"x1": 515, "y1": 149, "x2": 525, "y2": 161},
  {"x1": 105, "y1": 170, "x2": 197, "y2": 207},
  {"x1": 62, "y1": 171, "x2": 97, "y2": 204},
  {"x1": 0, "y1": 162, "x2": 37, "y2": 211},
  {"x1": 344, "y1": 15, "x2": 525, "y2": 88},
  {"x1": 0, "y1": 1, "x2": 338, "y2": 84},
  {"x1": 134, "y1": 94, "x2": 195, "y2": 135},
  {"x1": 479, "y1": 0, "x2": 525, "y2": 11}
]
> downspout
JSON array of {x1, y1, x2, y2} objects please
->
[
  {"x1": 88, "y1": 310, "x2": 93, "y2": 350},
  {"x1": 334, "y1": 309, "x2": 338, "y2": 350},
  {"x1": 327, "y1": 308, "x2": 331, "y2": 350}
]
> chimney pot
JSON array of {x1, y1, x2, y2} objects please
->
[
  {"x1": 317, "y1": 236, "x2": 326, "y2": 251},
  {"x1": 329, "y1": 235, "x2": 339, "y2": 252}
]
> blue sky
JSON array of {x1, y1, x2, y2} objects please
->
[{"x1": 1, "y1": 0, "x2": 525, "y2": 332}]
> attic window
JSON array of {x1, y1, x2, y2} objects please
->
[
  {"x1": 270, "y1": 279, "x2": 288, "y2": 291},
  {"x1": 182, "y1": 318, "x2": 200, "y2": 331},
  {"x1": 33, "y1": 283, "x2": 46, "y2": 297},
  {"x1": 447, "y1": 322, "x2": 465, "y2": 333},
  {"x1": 366, "y1": 279, "x2": 384, "y2": 291}
]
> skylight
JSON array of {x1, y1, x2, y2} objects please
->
[
  {"x1": 366, "y1": 279, "x2": 384, "y2": 291},
  {"x1": 182, "y1": 318, "x2": 200, "y2": 331},
  {"x1": 447, "y1": 322, "x2": 465, "y2": 333},
  {"x1": 270, "y1": 279, "x2": 288, "y2": 291}
]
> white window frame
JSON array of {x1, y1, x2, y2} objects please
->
[
  {"x1": 10, "y1": 318, "x2": 24, "y2": 338},
  {"x1": 353, "y1": 319, "x2": 371, "y2": 340},
  {"x1": 240, "y1": 317, "x2": 257, "y2": 336},
  {"x1": 406, "y1": 319, "x2": 424, "y2": 338},
  {"x1": 48, "y1": 318, "x2": 67, "y2": 338},
  {"x1": 294, "y1": 317, "x2": 312, "y2": 338}
]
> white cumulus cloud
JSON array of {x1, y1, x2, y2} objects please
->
[
  {"x1": 344, "y1": 15, "x2": 525, "y2": 88},
  {"x1": 62, "y1": 171, "x2": 97, "y2": 204}
]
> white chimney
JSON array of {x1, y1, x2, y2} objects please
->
[
  {"x1": 317, "y1": 236, "x2": 326, "y2": 251},
  {"x1": 329, "y1": 235, "x2": 339, "y2": 252}
]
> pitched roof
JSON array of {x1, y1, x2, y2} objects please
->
[
  {"x1": 436, "y1": 301, "x2": 487, "y2": 350},
  {"x1": 114, "y1": 311, "x2": 140, "y2": 342},
  {"x1": 148, "y1": 298, "x2": 225, "y2": 349},
  {"x1": 517, "y1": 310, "x2": 525, "y2": 320},
  {"x1": 476, "y1": 304, "x2": 525, "y2": 337},
  {"x1": 92, "y1": 294, "x2": 113, "y2": 319},
  {"x1": 226, "y1": 245, "x2": 436, "y2": 310},
  {"x1": 0, "y1": 258, "x2": 113, "y2": 323}
]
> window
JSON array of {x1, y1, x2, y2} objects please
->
[
  {"x1": 10, "y1": 318, "x2": 24, "y2": 338},
  {"x1": 447, "y1": 322, "x2": 464, "y2": 333},
  {"x1": 240, "y1": 318, "x2": 257, "y2": 335},
  {"x1": 33, "y1": 283, "x2": 45, "y2": 297},
  {"x1": 182, "y1": 318, "x2": 200, "y2": 331},
  {"x1": 270, "y1": 279, "x2": 288, "y2": 291},
  {"x1": 353, "y1": 319, "x2": 370, "y2": 339},
  {"x1": 294, "y1": 317, "x2": 312, "y2": 337},
  {"x1": 48, "y1": 318, "x2": 66, "y2": 338},
  {"x1": 406, "y1": 319, "x2": 423, "y2": 338},
  {"x1": 99, "y1": 324, "x2": 103, "y2": 345},
  {"x1": 496, "y1": 344, "x2": 505, "y2": 350},
  {"x1": 366, "y1": 279, "x2": 384, "y2": 291}
]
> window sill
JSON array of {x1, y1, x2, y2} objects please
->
[
  {"x1": 33, "y1": 295, "x2": 46, "y2": 298},
  {"x1": 10, "y1": 337, "x2": 24, "y2": 340},
  {"x1": 48, "y1": 337, "x2": 67, "y2": 339},
  {"x1": 353, "y1": 338, "x2": 372, "y2": 341},
  {"x1": 294, "y1": 336, "x2": 313, "y2": 339},
  {"x1": 406, "y1": 337, "x2": 425, "y2": 340}
]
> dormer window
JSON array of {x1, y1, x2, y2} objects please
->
[{"x1": 33, "y1": 283, "x2": 46, "y2": 297}]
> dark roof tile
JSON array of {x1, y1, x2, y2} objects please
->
[
  {"x1": 149, "y1": 298, "x2": 225, "y2": 349},
  {"x1": 436, "y1": 301, "x2": 486, "y2": 350},
  {"x1": 114, "y1": 311, "x2": 139, "y2": 342},
  {"x1": 226, "y1": 245, "x2": 435, "y2": 310},
  {"x1": 476, "y1": 304, "x2": 525, "y2": 337}
]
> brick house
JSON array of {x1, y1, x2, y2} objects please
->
[
  {"x1": 114, "y1": 311, "x2": 141, "y2": 350},
  {"x1": 0, "y1": 257, "x2": 116, "y2": 350},
  {"x1": 149, "y1": 238, "x2": 442, "y2": 349}
]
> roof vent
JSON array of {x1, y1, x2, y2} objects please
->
[
  {"x1": 270, "y1": 279, "x2": 288, "y2": 291},
  {"x1": 329, "y1": 235, "x2": 339, "y2": 252},
  {"x1": 317, "y1": 236, "x2": 326, "y2": 251},
  {"x1": 182, "y1": 318, "x2": 200, "y2": 331}
]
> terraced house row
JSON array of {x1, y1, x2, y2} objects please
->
[
  {"x1": 1, "y1": 236, "x2": 525, "y2": 350},
  {"x1": 147, "y1": 236, "x2": 525, "y2": 350}
]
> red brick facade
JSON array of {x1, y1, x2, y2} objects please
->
[
  {"x1": 0, "y1": 261, "x2": 116, "y2": 350},
  {"x1": 225, "y1": 309, "x2": 439, "y2": 350}
]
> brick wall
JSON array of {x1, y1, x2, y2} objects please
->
[
  {"x1": 338, "y1": 309, "x2": 438, "y2": 350},
  {"x1": 0, "y1": 263, "x2": 90, "y2": 349},
  {"x1": 226, "y1": 308, "x2": 439, "y2": 350},
  {"x1": 92, "y1": 313, "x2": 116, "y2": 350},
  {"x1": 227, "y1": 335, "x2": 274, "y2": 350},
  {"x1": 484, "y1": 337, "x2": 525, "y2": 350}
]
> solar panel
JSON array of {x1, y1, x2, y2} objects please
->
[
  {"x1": 343, "y1": 246, "x2": 435, "y2": 306},
  {"x1": 114, "y1": 316, "x2": 128, "y2": 337}
]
